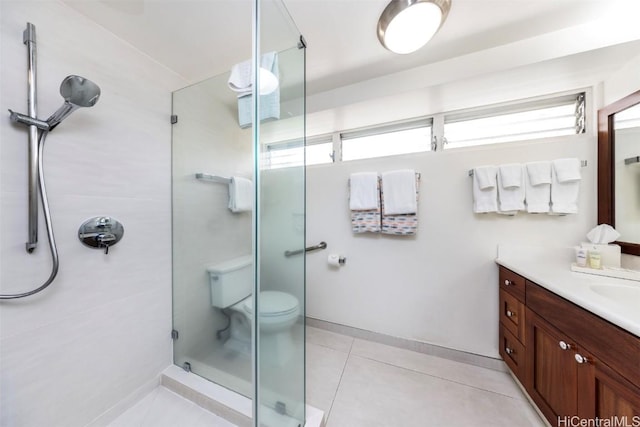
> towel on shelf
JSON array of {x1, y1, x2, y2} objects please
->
[
  {"x1": 498, "y1": 163, "x2": 523, "y2": 188},
  {"x1": 497, "y1": 165, "x2": 525, "y2": 213},
  {"x1": 228, "y1": 52, "x2": 280, "y2": 129},
  {"x1": 552, "y1": 158, "x2": 581, "y2": 182},
  {"x1": 350, "y1": 176, "x2": 381, "y2": 233},
  {"x1": 349, "y1": 172, "x2": 379, "y2": 210},
  {"x1": 380, "y1": 170, "x2": 417, "y2": 215},
  {"x1": 525, "y1": 161, "x2": 551, "y2": 213},
  {"x1": 228, "y1": 176, "x2": 253, "y2": 213},
  {"x1": 472, "y1": 166, "x2": 498, "y2": 213},
  {"x1": 381, "y1": 173, "x2": 419, "y2": 235},
  {"x1": 550, "y1": 159, "x2": 581, "y2": 214}
]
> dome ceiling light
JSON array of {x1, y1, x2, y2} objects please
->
[{"x1": 377, "y1": 0, "x2": 452, "y2": 54}]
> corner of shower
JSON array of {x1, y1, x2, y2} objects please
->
[{"x1": 169, "y1": 1, "x2": 306, "y2": 425}]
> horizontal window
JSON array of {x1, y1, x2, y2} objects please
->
[
  {"x1": 264, "y1": 135, "x2": 333, "y2": 169},
  {"x1": 341, "y1": 120, "x2": 432, "y2": 161},
  {"x1": 443, "y1": 93, "x2": 585, "y2": 149}
]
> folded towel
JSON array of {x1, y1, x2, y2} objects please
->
[
  {"x1": 472, "y1": 167, "x2": 498, "y2": 214},
  {"x1": 552, "y1": 158, "x2": 581, "y2": 183},
  {"x1": 499, "y1": 164, "x2": 523, "y2": 188},
  {"x1": 550, "y1": 166, "x2": 579, "y2": 214},
  {"x1": 349, "y1": 172, "x2": 379, "y2": 210},
  {"x1": 524, "y1": 168, "x2": 550, "y2": 214},
  {"x1": 351, "y1": 176, "x2": 381, "y2": 233},
  {"x1": 228, "y1": 177, "x2": 253, "y2": 213},
  {"x1": 498, "y1": 167, "x2": 525, "y2": 212},
  {"x1": 381, "y1": 174, "x2": 419, "y2": 235},
  {"x1": 474, "y1": 166, "x2": 497, "y2": 190},
  {"x1": 381, "y1": 170, "x2": 417, "y2": 215},
  {"x1": 526, "y1": 161, "x2": 552, "y2": 186}
]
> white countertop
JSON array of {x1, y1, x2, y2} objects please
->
[{"x1": 495, "y1": 244, "x2": 640, "y2": 338}]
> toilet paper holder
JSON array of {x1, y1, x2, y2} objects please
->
[{"x1": 328, "y1": 254, "x2": 347, "y2": 267}]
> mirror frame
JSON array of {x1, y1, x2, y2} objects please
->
[{"x1": 597, "y1": 89, "x2": 640, "y2": 256}]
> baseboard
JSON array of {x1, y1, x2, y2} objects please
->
[{"x1": 306, "y1": 316, "x2": 507, "y2": 373}]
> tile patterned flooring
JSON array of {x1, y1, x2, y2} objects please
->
[{"x1": 109, "y1": 326, "x2": 546, "y2": 427}]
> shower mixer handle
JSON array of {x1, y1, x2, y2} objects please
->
[{"x1": 78, "y1": 217, "x2": 124, "y2": 254}]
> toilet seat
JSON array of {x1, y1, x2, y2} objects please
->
[{"x1": 242, "y1": 291, "x2": 298, "y2": 317}]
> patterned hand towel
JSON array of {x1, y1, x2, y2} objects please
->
[
  {"x1": 350, "y1": 176, "x2": 381, "y2": 233},
  {"x1": 381, "y1": 173, "x2": 420, "y2": 235}
]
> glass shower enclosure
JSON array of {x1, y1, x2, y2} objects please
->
[{"x1": 171, "y1": 1, "x2": 305, "y2": 425}]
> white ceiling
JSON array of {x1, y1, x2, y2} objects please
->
[{"x1": 63, "y1": 0, "x2": 640, "y2": 96}]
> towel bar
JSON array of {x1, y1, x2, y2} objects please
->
[
  {"x1": 468, "y1": 160, "x2": 588, "y2": 176},
  {"x1": 624, "y1": 156, "x2": 639, "y2": 165},
  {"x1": 285, "y1": 241, "x2": 327, "y2": 257},
  {"x1": 195, "y1": 173, "x2": 231, "y2": 184}
]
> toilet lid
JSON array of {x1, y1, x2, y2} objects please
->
[{"x1": 243, "y1": 291, "x2": 298, "y2": 317}]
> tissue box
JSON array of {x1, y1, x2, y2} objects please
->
[{"x1": 580, "y1": 243, "x2": 621, "y2": 268}]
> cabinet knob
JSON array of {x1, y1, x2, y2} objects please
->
[
  {"x1": 505, "y1": 347, "x2": 514, "y2": 355},
  {"x1": 506, "y1": 310, "x2": 515, "y2": 318},
  {"x1": 574, "y1": 354, "x2": 590, "y2": 364},
  {"x1": 558, "y1": 341, "x2": 572, "y2": 350},
  {"x1": 504, "y1": 279, "x2": 512, "y2": 286}
]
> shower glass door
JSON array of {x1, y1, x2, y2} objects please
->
[{"x1": 254, "y1": 0, "x2": 306, "y2": 425}]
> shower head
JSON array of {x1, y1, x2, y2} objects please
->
[{"x1": 46, "y1": 75, "x2": 100, "y2": 131}]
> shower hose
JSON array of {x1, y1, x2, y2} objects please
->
[{"x1": 0, "y1": 131, "x2": 60, "y2": 299}]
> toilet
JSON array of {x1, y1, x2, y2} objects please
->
[{"x1": 207, "y1": 256, "x2": 300, "y2": 365}]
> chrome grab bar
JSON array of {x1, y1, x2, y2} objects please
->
[{"x1": 285, "y1": 241, "x2": 327, "y2": 257}]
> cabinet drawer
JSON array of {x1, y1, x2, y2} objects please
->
[
  {"x1": 499, "y1": 266, "x2": 525, "y2": 302},
  {"x1": 500, "y1": 325, "x2": 525, "y2": 382},
  {"x1": 500, "y1": 289, "x2": 525, "y2": 343}
]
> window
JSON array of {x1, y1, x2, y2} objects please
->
[
  {"x1": 614, "y1": 103, "x2": 640, "y2": 130},
  {"x1": 264, "y1": 135, "x2": 333, "y2": 169},
  {"x1": 341, "y1": 119, "x2": 433, "y2": 161},
  {"x1": 443, "y1": 93, "x2": 585, "y2": 149}
]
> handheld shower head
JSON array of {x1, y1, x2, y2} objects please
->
[{"x1": 46, "y1": 75, "x2": 100, "y2": 130}]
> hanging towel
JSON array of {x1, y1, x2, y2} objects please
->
[
  {"x1": 381, "y1": 173, "x2": 419, "y2": 235},
  {"x1": 380, "y1": 170, "x2": 417, "y2": 215},
  {"x1": 472, "y1": 166, "x2": 498, "y2": 213},
  {"x1": 349, "y1": 172, "x2": 379, "y2": 210},
  {"x1": 350, "y1": 176, "x2": 381, "y2": 233},
  {"x1": 497, "y1": 166, "x2": 525, "y2": 213},
  {"x1": 525, "y1": 162, "x2": 551, "y2": 213},
  {"x1": 499, "y1": 163, "x2": 523, "y2": 188},
  {"x1": 228, "y1": 177, "x2": 253, "y2": 213},
  {"x1": 550, "y1": 160, "x2": 580, "y2": 214},
  {"x1": 552, "y1": 158, "x2": 581, "y2": 183},
  {"x1": 228, "y1": 52, "x2": 280, "y2": 129}
]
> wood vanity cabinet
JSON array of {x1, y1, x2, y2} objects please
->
[{"x1": 497, "y1": 266, "x2": 640, "y2": 427}]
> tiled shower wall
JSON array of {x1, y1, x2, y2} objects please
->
[{"x1": 0, "y1": 2, "x2": 185, "y2": 425}]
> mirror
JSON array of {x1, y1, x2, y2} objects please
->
[{"x1": 598, "y1": 89, "x2": 640, "y2": 256}]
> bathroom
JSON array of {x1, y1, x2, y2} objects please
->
[{"x1": 1, "y1": 0, "x2": 639, "y2": 426}]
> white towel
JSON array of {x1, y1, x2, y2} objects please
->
[
  {"x1": 228, "y1": 177, "x2": 253, "y2": 213},
  {"x1": 381, "y1": 170, "x2": 417, "y2": 215},
  {"x1": 499, "y1": 164, "x2": 523, "y2": 188},
  {"x1": 525, "y1": 162, "x2": 551, "y2": 213},
  {"x1": 550, "y1": 165, "x2": 580, "y2": 214},
  {"x1": 498, "y1": 167, "x2": 525, "y2": 212},
  {"x1": 474, "y1": 166, "x2": 497, "y2": 190},
  {"x1": 552, "y1": 158, "x2": 581, "y2": 183},
  {"x1": 349, "y1": 172, "x2": 379, "y2": 210},
  {"x1": 473, "y1": 170, "x2": 498, "y2": 213},
  {"x1": 228, "y1": 52, "x2": 279, "y2": 97}
]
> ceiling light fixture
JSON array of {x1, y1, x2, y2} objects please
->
[{"x1": 377, "y1": 0, "x2": 451, "y2": 54}]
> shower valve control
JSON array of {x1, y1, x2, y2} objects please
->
[{"x1": 78, "y1": 217, "x2": 124, "y2": 254}]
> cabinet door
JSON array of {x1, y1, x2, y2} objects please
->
[{"x1": 526, "y1": 307, "x2": 579, "y2": 425}]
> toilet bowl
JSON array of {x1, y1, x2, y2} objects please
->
[{"x1": 207, "y1": 257, "x2": 300, "y2": 365}]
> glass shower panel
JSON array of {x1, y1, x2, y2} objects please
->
[
  {"x1": 255, "y1": 0, "x2": 306, "y2": 425},
  {"x1": 172, "y1": 71, "x2": 255, "y2": 397}
]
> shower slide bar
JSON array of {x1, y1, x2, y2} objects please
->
[
  {"x1": 285, "y1": 241, "x2": 327, "y2": 257},
  {"x1": 467, "y1": 160, "x2": 588, "y2": 176},
  {"x1": 24, "y1": 22, "x2": 39, "y2": 253},
  {"x1": 195, "y1": 173, "x2": 232, "y2": 184}
]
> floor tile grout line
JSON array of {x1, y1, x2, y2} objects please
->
[
  {"x1": 351, "y1": 353, "x2": 525, "y2": 401},
  {"x1": 324, "y1": 337, "x2": 354, "y2": 426}
]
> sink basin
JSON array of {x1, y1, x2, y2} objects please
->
[{"x1": 590, "y1": 284, "x2": 640, "y2": 305}]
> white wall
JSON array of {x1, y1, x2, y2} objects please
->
[
  {"x1": 0, "y1": 2, "x2": 185, "y2": 426},
  {"x1": 603, "y1": 52, "x2": 640, "y2": 105},
  {"x1": 302, "y1": 50, "x2": 630, "y2": 359}
]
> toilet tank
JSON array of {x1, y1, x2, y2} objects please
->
[{"x1": 206, "y1": 255, "x2": 253, "y2": 308}]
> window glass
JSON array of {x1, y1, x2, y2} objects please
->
[{"x1": 341, "y1": 125, "x2": 432, "y2": 161}]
